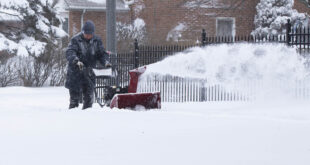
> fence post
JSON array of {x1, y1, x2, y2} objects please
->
[
  {"x1": 199, "y1": 81, "x2": 206, "y2": 102},
  {"x1": 286, "y1": 19, "x2": 291, "y2": 46},
  {"x1": 134, "y1": 39, "x2": 139, "y2": 68},
  {"x1": 202, "y1": 29, "x2": 207, "y2": 46}
]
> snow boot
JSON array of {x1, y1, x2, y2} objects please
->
[
  {"x1": 82, "y1": 103, "x2": 92, "y2": 110},
  {"x1": 69, "y1": 103, "x2": 79, "y2": 109}
]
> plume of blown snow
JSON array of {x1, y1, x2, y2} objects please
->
[{"x1": 140, "y1": 43, "x2": 310, "y2": 101}]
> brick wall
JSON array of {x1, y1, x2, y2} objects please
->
[
  {"x1": 68, "y1": 0, "x2": 310, "y2": 46},
  {"x1": 294, "y1": 0, "x2": 310, "y2": 15},
  {"x1": 132, "y1": 0, "x2": 260, "y2": 44}
]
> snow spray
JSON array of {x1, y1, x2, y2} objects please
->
[{"x1": 138, "y1": 43, "x2": 310, "y2": 102}]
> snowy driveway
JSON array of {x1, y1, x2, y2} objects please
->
[{"x1": 0, "y1": 87, "x2": 310, "y2": 165}]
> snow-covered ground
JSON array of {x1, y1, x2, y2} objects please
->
[{"x1": 0, "y1": 86, "x2": 310, "y2": 165}]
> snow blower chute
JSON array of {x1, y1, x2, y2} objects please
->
[{"x1": 93, "y1": 66, "x2": 161, "y2": 110}]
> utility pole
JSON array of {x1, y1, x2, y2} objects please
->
[
  {"x1": 106, "y1": 0, "x2": 116, "y2": 53},
  {"x1": 106, "y1": 0, "x2": 118, "y2": 86}
]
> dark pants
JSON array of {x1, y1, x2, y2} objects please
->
[{"x1": 69, "y1": 81, "x2": 94, "y2": 109}]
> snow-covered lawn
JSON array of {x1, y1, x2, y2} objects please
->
[{"x1": 0, "y1": 87, "x2": 310, "y2": 165}]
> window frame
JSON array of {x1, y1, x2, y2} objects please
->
[{"x1": 216, "y1": 17, "x2": 236, "y2": 37}]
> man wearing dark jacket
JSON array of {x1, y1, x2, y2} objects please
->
[{"x1": 65, "y1": 20, "x2": 110, "y2": 109}]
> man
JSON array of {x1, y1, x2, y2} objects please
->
[{"x1": 65, "y1": 20, "x2": 111, "y2": 109}]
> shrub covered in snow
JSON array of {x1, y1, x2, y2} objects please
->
[
  {"x1": 0, "y1": 0, "x2": 68, "y2": 87},
  {"x1": 116, "y1": 18, "x2": 147, "y2": 52},
  {"x1": 253, "y1": 0, "x2": 308, "y2": 36},
  {"x1": 0, "y1": 55, "x2": 20, "y2": 87},
  {"x1": 166, "y1": 23, "x2": 188, "y2": 42},
  {"x1": 123, "y1": 0, "x2": 145, "y2": 16}
]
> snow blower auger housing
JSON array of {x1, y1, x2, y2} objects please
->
[{"x1": 93, "y1": 66, "x2": 161, "y2": 110}]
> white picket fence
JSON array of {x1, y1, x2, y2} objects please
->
[{"x1": 137, "y1": 76, "x2": 310, "y2": 102}]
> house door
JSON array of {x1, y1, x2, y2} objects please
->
[{"x1": 216, "y1": 18, "x2": 235, "y2": 37}]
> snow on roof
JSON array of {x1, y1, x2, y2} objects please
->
[{"x1": 64, "y1": 0, "x2": 129, "y2": 11}]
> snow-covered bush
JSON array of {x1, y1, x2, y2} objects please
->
[
  {"x1": 123, "y1": 0, "x2": 145, "y2": 16},
  {"x1": 0, "y1": 54, "x2": 20, "y2": 87},
  {"x1": 116, "y1": 18, "x2": 146, "y2": 52},
  {"x1": 48, "y1": 39, "x2": 68, "y2": 86},
  {"x1": 16, "y1": 56, "x2": 50, "y2": 87},
  {"x1": 166, "y1": 23, "x2": 188, "y2": 42},
  {"x1": 0, "y1": 0, "x2": 67, "y2": 87},
  {"x1": 253, "y1": 0, "x2": 308, "y2": 36}
]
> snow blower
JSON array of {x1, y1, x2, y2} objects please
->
[{"x1": 92, "y1": 66, "x2": 161, "y2": 110}]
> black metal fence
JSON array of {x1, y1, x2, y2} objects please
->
[
  {"x1": 286, "y1": 19, "x2": 310, "y2": 55},
  {"x1": 97, "y1": 20, "x2": 310, "y2": 102}
]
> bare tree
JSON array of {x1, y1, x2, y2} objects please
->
[
  {"x1": 0, "y1": 55, "x2": 20, "y2": 87},
  {"x1": 49, "y1": 38, "x2": 68, "y2": 86}
]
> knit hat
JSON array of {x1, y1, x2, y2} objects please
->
[{"x1": 82, "y1": 20, "x2": 95, "y2": 35}]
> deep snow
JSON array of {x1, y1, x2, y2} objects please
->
[{"x1": 0, "y1": 87, "x2": 310, "y2": 165}]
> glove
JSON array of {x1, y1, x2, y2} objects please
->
[
  {"x1": 72, "y1": 57, "x2": 84, "y2": 70},
  {"x1": 106, "y1": 51, "x2": 112, "y2": 55},
  {"x1": 72, "y1": 57, "x2": 79, "y2": 65},
  {"x1": 77, "y1": 61, "x2": 84, "y2": 70},
  {"x1": 105, "y1": 61, "x2": 112, "y2": 68}
]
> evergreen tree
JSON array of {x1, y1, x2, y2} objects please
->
[
  {"x1": 253, "y1": 0, "x2": 308, "y2": 36},
  {"x1": 0, "y1": 0, "x2": 67, "y2": 86}
]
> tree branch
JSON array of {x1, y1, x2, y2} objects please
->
[{"x1": 0, "y1": 10, "x2": 23, "y2": 21}]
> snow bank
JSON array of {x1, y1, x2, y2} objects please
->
[{"x1": 143, "y1": 43, "x2": 306, "y2": 82}]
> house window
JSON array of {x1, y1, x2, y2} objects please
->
[
  {"x1": 62, "y1": 17, "x2": 69, "y2": 33},
  {"x1": 216, "y1": 17, "x2": 235, "y2": 37}
]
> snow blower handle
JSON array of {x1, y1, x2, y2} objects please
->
[
  {"x1": 82, "y1": 66, "x2": 105, "y2": 108},
  {"x1": 105, "y1": 51, "x2": 117, "y2": 69},
  {"x1": 105, "y1": 61, "x2": 112, "y2": 68}
]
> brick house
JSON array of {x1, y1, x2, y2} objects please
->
[
  {"x1": 63, "y1": 0, "x2": 310, "y2": 45},
  {"x1": 130, "y1": 0, "x2": 310, "y2": 44}
]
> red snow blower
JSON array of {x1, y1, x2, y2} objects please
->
[{"x1": 93, "y1": 66, "x2": 161, "y2": 110}]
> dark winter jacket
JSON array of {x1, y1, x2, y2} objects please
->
[{"x1": 65, "y1": 33, "x2": 108, "y2": 91}]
